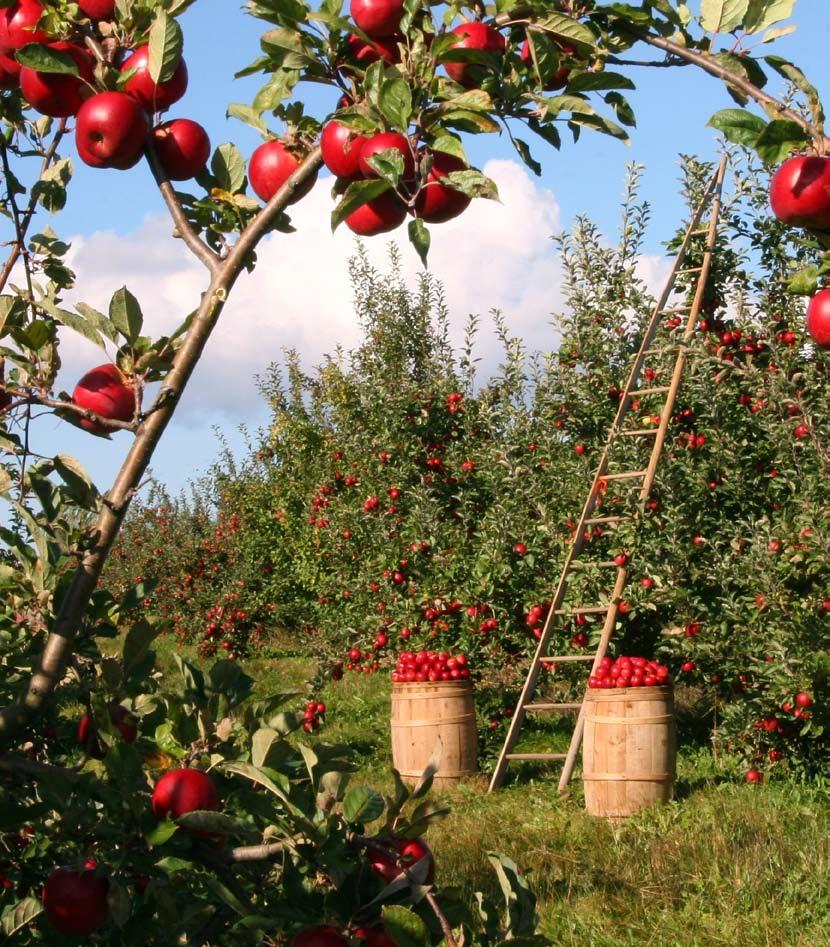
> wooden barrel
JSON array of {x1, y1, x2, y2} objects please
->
[
  {"x1": 582, "y1": 685, "x2": 676, "y2": 819},
  {"x1": 391, "y1": 681, "x2": 478, "y2": 787}
]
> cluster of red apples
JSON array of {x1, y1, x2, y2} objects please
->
[
  {"x1": 769, "y1": 155, "x2": 830, "y2": 348},
  {"x1": 587, "y1": 655, "x2": 671, "y2": 689},
  {"x1": 390, "y1": 650, "x2": 471, "y2": 682},
  {"x1": 0, "y1": 1, "x2": 210, "y2": 179}
]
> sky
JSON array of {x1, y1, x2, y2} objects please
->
[{"x1": 18, "y1": 0, "x2": 830, "y2": 500}]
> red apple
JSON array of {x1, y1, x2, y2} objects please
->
[
  {"x1": 151, "y1": 768, "x2": 219, "y2": 820},
  {"x1": 519, "y1": 38, "x2": 573, "y2": 90},
  {"x1": 769, "y1": 155, "x2": 830, "y2": 229},
  {"x1": 806, "y1": 288, "x2": 830, "y2": 349},
  {"x1": 77, "y1": 703, "x2": 137, "y2": 757},
  {"x1": 344, "y1": 32, "x2": 401, "y2": 67},
  {"x1": 19, "y1": 41, "x2": 94, "y2": 117},
  {"x1": 121, "y1": 45, "x2": 188, "y2": 113},
  {"x1": 0, "y1": 51, "x2": 20, "y2": 89},
  {"x1": 72, "y1": 363, "x2": 136, "y2": 433},
  {"x1": 0, "y1": 0, "x2": 47, "y2": 53},
  {"x1": 358, "y1": 131, "x2": 414, "y2": 180},
  {"x1": 350, "y1": 0, "x2": 404, "y2": 37},
  {"x1": 291, "y1": 927, "x2": 350, "y2": 947},
  {"x1": 368, "y1": 838, "x2": 435, "y2": 885},
  {"x1": 151, "y1": 118, "x2": 210, "y2": 180},
  {"x1": 744, "y1": 769, "x2": 762, "y2": 784},
  {"x1": 43, "y1": 866, "x2": 109, "y2": 936},
  {"x1": 444, "y1": 22, "x2": 505, "y2": 89},
  {"x1": 321, "y1": 120, "x2": 366, "y2": 179},
  {"x1": 75, "y1": 92, "x2": 149, "y2": 170},
  {"x1": 344, "y1": 190, "x2": 407, "y2": 235},
  {"x1": 355, "y1": 926, "x2": 398, "y2": 947},
  {"x1": 412, "y1": 151, "x2": 471, "y2": 223},
  {"x1": 78, "y1": 0, "x2": 116, "y2": 19},
  {"x1": 795, "y1": 691, "x2": 813, "y2": 709},
  {"x1": 249, "y1": 139, "x2": 318, "y2": 204}
]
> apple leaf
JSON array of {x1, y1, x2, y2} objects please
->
[
  {"x1": 176, "y1": 810, "x2": 241, "y2": 835},
  {"x1": 226, "y1": 103, "x2": 268, "y2": 135},
  {"x1": 569, "y1": 71, "x2": 636, "y2": 93},
  {"x1": 707, "y1": 108, "x2": 767, "y2": 146},
  {"x1": 753, "y1": 119, "x2": 809, "y2": 164},
  {"x1": 122, "y1": 618, "x2": 162, "y2": 673},
  {"x1": 429, "y1": 133, "x2": 466, "y2": 161},
  {"x1": 37, "y1": 298, "x2": 105, "y2": 348},
  {"x1": 700, "y1": 0, "x2": 749, "y2": 33},
  {"x1": 74, "y1": 302, "x2": 120, "y2": 343},
  {"x1": 148, "y1": 6, "x2": 183, "y2": 85},
  {"x1": 378, "y1": 78, "x2": 413, "y2": 133},
  {"x1": 53, "y1": 453, "x2": 100, "y2": 511},
  {"x1": 785, "y1": 265, "x2": 819, "y2": 295},
  {"x1": 109, "y1": 286, "x2": 143, "y2": 343},
  {"x1": 343, "y1": 784, "x2": 386, "y2": 823},
  {"x1": 534, "y1": 12, "x2": 596, "y2": 54},
  {"x1": 443, "y1": 169, "x2": 499, "y2": 200},
  {"x1": 144, "y1": 819, "x2": 179, "y2": 848},
  {"x1": 744, "y1": 0, "x2": 795, "y2": 33},
  {"x1": 381, "y1": 907, "x2": 431, "y2": 947},
  {"x1": 212, "y1": 142, "x2": 247, "y2": 194},
  {"x1": 15, "y1": 43, "x2": 78, "y2": 74},
  {"x1": 486, "y1": 852, "x2": 538, "y2": 938},
  {"x1": 407, "y1": 218, "x2": 430, "y2": 268},
  {"x1": 764, "y1": 55, "x2": 824, "y2": 129},
  {"x1": 331, "y1": 178, "x2": 391, "y2": 232},
  {"x1": 1, "y1": 897, "x2": 42, "y2": 937},
  {"x1": 364, "y1": 148, "x2": 405, "y2": 189}
]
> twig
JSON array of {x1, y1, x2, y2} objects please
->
[
  {"x1": 227, "y1": 841, "x2": 289, "y2": 863},
  {"x1": 425, "y1": 892, "x2": 458, "y2": 947},
  {"x1": 0, "y1": 756, "x2": 80, "y2": 781},
  {"x1": 144, "y1": 141, "x2": 221, "y2": 275}
]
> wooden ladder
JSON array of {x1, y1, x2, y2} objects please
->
[{"x1": 488, "y1": 156, "x2": 729, "y2": 794}]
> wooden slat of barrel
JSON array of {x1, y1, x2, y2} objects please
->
[
  {"x1": 582, "y1": 685, "x2": 676, "y2": 819},
  {"x1": 391, "y1": 681, "x2": 478, "y2": 786}
]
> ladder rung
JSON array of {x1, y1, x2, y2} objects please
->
[
  {"x1": 601, "y1": 469, "x2": 648, "y2": 481},
  {"x1": 676, "y1": 266, "x2": 703, "y2": 275},
  {"x1": 662, "y1": 307, "x2": 690, "y2": 314},
  {"x1": 635, "y1": 386, "x2": 671, "y2": 396},
  {"x1": 570, "y1": 560, "x2": 619, "y2": 570},
  {"x1": 689, "y1": 227, "x2": 709, "y2": 235},
  {"x1": 554, "y1": 605, "x2": 610, "y2": 615},
  {"x1": 541, "y1": 655, "x2": 596, "y2": 664},
  {"x1": 615, "y1": 428, "x2": 659, "y2": 437},
  {"x1": 583, "y1": 515, "x2": 628, "y2": 525},
  {"x1": 505, "y1": 753, "x2": 568, "y2": 762},
  {"x1": 524, "y1": 702, "x2": 582, "y2": 712}
]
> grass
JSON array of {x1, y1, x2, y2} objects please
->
[{"x1": 153, "y1": 637, "x2": 830, "y2": 947}]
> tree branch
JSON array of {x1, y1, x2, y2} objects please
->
[
  {"x1": 637, "y1": 31, "x2": 830, "y2": 151},
  {"x1": 0, "y1": 147, "x2": 323, "y2": 741},
  {"x1": 226, "y1": 841, "x2": 289, "y2": 863},
  {"x1": 144, "y1": 141, "x2": 222, "y2": 275},
  {"x1": 0, "y1": 755, "x2": 80, "y2": 781},
  {"x1": 0, "y1": 118, "x2": 68, "y2": 294}
]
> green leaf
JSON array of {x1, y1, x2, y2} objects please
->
[
  {"x1": 700, "y1": 0, "x2": 749, "y2": 33},
  {"x1": 534, "y1": 12, "x2": 596, "y2": 53},
  {"x1": 15, "y1": 43, "x2": 78, "y2": 74},
  {"x1": 785, "y1": 265, "x2": 819, "y2": 295},
  {"x1": 486, "y1": 852, "x2": 538, "y2": 937},
  {"x1": 145, "y1": 819, "x2": 179, "y2": 848},
  {"x1": 429, "y1": 134, "x2": 466, "y2": 161},
  {"x1": 378, "y1": 78, "x2": 412, "y2": 132},
  {"x1": 365, "y1": 148, "x2": 405, "y2": 188},
  {"x1": 227, "y1": 103, "x2": 268, "y2": 134},
  {"x1": 754, "y1": 118, "x2": 809, "y2": 164},
  {"x1": 568, "y1": 71, "x2": 635, "y2": 92},
  {"x1": 122, "y1": 618, "x2": 161, "y2": 672},
  {"x1": 38, "y1": 299, "x2": 104, "y2": 348},
  {"x1": 177, "y1": 810, "x2": 240, "y2": 835},
  {"x1": 408, "y1": 218, "x2": 430, "y2": 268},
  {"x1": 155, "y1": 856, "x2": 195, "y2": 875},
  {"x1": 442, "y1": 169, "x2": 499, "y2": 200},
  {"x1": 53, "y1": 453, "x2": 99, "y2": 510},
  {"x1": 148, "y1": 7, "x2": 183, "y2": 85},
  {"x1": 221, "y1": 760, "x2": 292, "y2": 806},
  {"x1": 343, "y1": 785, "x2": 385, "y2": 823},
  {"x1": 381, "y1": 907, "x2": 431, "y2": 947},
  {"x1": 212, "y1": 142, "x2": 247, "y2": 194},
  {"x1": 109, "y1": 286, "x2": 143, "y2": 343},
  {"x1": 1, "y1": 897, "x2": 42, "y2": 937},
  {"x1": 74, "y1": 302, "x2": 119, "y2": 343},
  {"x1": 331, "y1": 178, "x2": 391, "y2": 232},
  {"x1": 744, "y1": 0, "x2": 795, "y2": 33},
  {"x1": 251, "y1": 727, "x2": 279, "y2": 768},
  {"x1": 707, "y1": 108, "x2": 767, "y2": 146},
  {"x1": 765, "y1": 55, "x2": 824, "y2": 127}
]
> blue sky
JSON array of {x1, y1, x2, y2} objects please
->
[{"x1": 30, "y1": 0, "x2": 830, "y2": 500}]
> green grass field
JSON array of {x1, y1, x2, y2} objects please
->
[{"x1": 156, "y1": 639, "x2": 830, "y2": 947}]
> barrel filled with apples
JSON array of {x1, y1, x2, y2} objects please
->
[
  {"x1": 390, "y1": 651, "x2": 478, "y2": 787},
  {"x1": 582, "y1": 655, "x2": 676, "y2": 819}
]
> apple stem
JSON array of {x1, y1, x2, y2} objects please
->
[{"x1": 425, "y1": 892, "x2": 458, "y2": 947}]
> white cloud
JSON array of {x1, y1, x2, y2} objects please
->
[{"x1": 57, "y1": 159, "x2": 565, "y2": 424}]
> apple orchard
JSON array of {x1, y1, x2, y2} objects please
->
[{"x1": 0, "y1": 0, "x2": 828, "y2": 943}]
